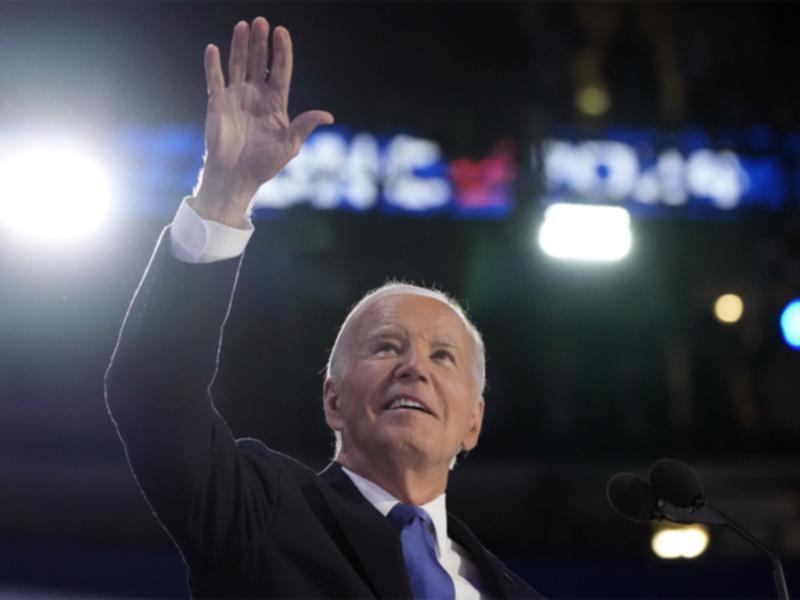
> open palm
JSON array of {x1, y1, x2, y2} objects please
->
[{"x1": 196, "y1": 18, "x2": 333, "y2": 224}]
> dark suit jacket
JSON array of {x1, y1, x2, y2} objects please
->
[{"x1": 105, "y1": 227, "x2": 542, "y2": 599}]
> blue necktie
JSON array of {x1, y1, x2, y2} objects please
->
[{"x1": 387, "y1": 503, "x2": 456, "y2": 600}]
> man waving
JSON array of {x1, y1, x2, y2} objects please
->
[{"x1": 106, "y1": 17, "x2": 541, "y2": 599}]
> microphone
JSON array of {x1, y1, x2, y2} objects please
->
[
  {"x1": 606, "y1": 458, "x2": 790, "y2": 600},
  {"x1": 606, "y1": 473, "x2": 657, "y2": 523},
  {"x1": 647, "y1": 458, "x2": 726, "y2": 525},
  {"x1": 605, "y1": 466, "x2": 724, "y2": 525},
  {"x1": 649, "y1": 458, "x2": 704, "y2": 508}
]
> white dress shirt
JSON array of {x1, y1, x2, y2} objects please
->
[
  {"x1": 341, "y1": 466, "x2": 485, "y2": 600},
  {"x1": 169, "y1": 197, "x2": 254, "y2": 263},
  {"x1": 169, "y1": 198, "x2": 485, "y2": 598}
]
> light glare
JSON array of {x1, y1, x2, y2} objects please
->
[
  {"x1": 0, "y1": 140, "x2": 113, "y2": 241},
  {"x1": 538, "y1": 202, "x2": 632, "y2": 262},
  {"x1": 780, "y1": 299, "x2": 800, "y2": 350},
  {"x1": 652, "y1": 524, "x2": 709, "y2": 559},
  {"x1": 714, "y1": 293, "x2": 744, "y2": 324}
]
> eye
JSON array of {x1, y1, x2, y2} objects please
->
[
  {"x1": 374, "y1": 341, "x2": 400, "y2": 355},
  {"x1": 432, "y1": 348, "x2": 456, "y2": 363}
]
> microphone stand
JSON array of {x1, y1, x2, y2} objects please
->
[
  {"x1": 656, "y1": 499, "x2": 790, "y2": 600},
  {"x1": 708, "y1": 503, "x2": 790, "y2": 600}
]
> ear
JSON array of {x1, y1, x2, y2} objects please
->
[
  {"x1": 323, "y1": 377, "x2": 345, "y2": 431},
  {"x1": 460, "y1": 398, "x2": 484, "y2": 453}
]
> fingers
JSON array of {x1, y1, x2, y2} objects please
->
[
  {"x1": 228, "y1": 20, "x2": 249, "y2": 84},
  {"x1": 204, "y1": 44, "x2": 224, "y2": 95},
  {"x1": 247, "y1": 17, "x2": 269, "y2": 83},
  {"x1": 269, "y1": 26, "x2": 294, "y2": 107},
  {"x1": 289, "y1": 110, "x2": 335, "y2": 147}
]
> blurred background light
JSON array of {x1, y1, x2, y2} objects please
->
[
  {"x1": 537, "y1": 202, "x2": 632, "y2": 262},
  {"x1": 780, "y1": 299, "x2": 800, "y2": 350},
  {"x1": 575, "y1": 84, "x2": 611, "y2": 116},
  {"x1": 651, "y1": 524, "x2": 710, "y2": 559},
  {"x1": 714, "y1": 293, "x2": 744, "y2": 324},
  {"x1": 538, "y1": 135, "x2": 758, "y2": 214},
  {"x1": 1, "y1": 3, "x2": 799, "y2": 598},
  {"x1": 0, "y1": 139, "x2": 114, "y2": 241}
]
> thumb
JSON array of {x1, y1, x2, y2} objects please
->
[{"x1": 288, "y1": 110, "x2": 335, "y2": 147}]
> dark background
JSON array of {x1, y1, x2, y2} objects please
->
[{"x1": 0, "y1": 1, "x2": 799, "y2": 598}]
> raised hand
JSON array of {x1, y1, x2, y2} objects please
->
[{"x1": 192, "y1": 17, "x2": 334, "y2": 227}]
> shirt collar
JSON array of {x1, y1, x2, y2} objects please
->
[{"x1": 340, "y1": 464, "x2": 450, "y2": 555}]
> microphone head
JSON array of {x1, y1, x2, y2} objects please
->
[
  {"x1": 648, "y1": 458, "x2": 704, "y2": 508},
  {"x1": 606, "y1": 473, "x2": 657, "y2": 523}
]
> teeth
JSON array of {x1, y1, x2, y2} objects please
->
[{"x1": 388, "y1": 397, "x2": 426, "y2": 411}]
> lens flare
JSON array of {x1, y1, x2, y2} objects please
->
[{"x1": 0, "y1": 139, "x2": 114, "y2": 241}]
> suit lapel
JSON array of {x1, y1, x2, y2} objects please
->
[
  {"x1": 316, "y1": 462, "x2": 413, "y2": 599},
  {"x1": 447, "y1": 513, "x2": 513, "y2": 598}
]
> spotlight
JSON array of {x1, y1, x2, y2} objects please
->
[
  {"x1": 714, "y1": 293, "x2": 744, "y2": 324},
  {"x1": 537, "y1": 202, "x2": 632, "y2": 262},
  {"x1": 780, "y1": 299, "x2": 800, "y2": 350},
  {"x1": 651, "y1": 523, "x2": 710, "y2": 559},
  {"x1": 0, "y1": 139, "x2": 114, "y2": 241}
]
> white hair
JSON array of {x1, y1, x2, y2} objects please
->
[{"x1": 325, "y1": 282, "x2": 486, "y2": 460}]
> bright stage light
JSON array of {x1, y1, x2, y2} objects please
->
[
  {"x1": 0, "y1": 139, "x2": 114, "y2": 241},
  {"x1": 780, "y1": 299, "x2": 800, "y2": 350},
  {"x1": 714, "y1": 293, "x2": 744, "y2": 324},
  {"x1": 652, "y1": 524, "x2": 709, "y2": 559},
  {"x1": 537, "y1": 202, "x2": 632, "y2": 262}
]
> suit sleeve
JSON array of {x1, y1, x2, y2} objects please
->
[{"x1": 104, "y1": 226, "x2": 278, "y2": 571}]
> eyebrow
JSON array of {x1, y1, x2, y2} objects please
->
[
  {"x1": 431, "y1": 337, "x2": 459, "y2": 349},
  {"x1": 366, "y1": 327, "x2": 403, "y2": 340},
  {"x1": 365, "y1": 329, "x2": 460, "y2": 349}
]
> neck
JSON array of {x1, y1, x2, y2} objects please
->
[{"x1": 337, "y1": 450, "x2": 448, "y2": 505}]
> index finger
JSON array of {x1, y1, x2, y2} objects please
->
[{"x1": 268, "y1": 26, "x2": 294, "y2": 108}]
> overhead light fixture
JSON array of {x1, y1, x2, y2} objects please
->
[{"x1": 537, "y1": 202, "x2": 632, "y2": 262}]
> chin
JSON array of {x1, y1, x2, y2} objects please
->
[{"x1": 381, "y1": 433, "x2": 456, "y2": 468}]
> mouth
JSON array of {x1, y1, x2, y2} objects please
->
[{"x1": 383, "y1": 395, "x2": 435, "y2": 416}]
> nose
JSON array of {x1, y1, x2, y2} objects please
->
[{"x1": 393, "y1": 347, "x2": 428, "y2": 383}]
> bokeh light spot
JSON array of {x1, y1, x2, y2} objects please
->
[
  {"x1": 575, "y1": 85, "x2": 611, "y2": 117},
  {"x1": 652, "y1": 524, "x2": 709, "y2": 559},
  {"x1": 714, "y1": 293, "x2": 744, "y2": 324},
  {"x1": 780, "y1": 299, "x2": 800, "y2": 350}
]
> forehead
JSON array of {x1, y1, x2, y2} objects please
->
[{"x1": 355, "y1": 293, "x2": 470, "y2": 343}]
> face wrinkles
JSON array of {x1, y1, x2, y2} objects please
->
[
  {"x1": 366, "y1": 325, "x2": 462, "y2": 369},
  {"x1": 360, "y1": 302, "x2": 467, "y2": 414},
  {"x1": 326, "y1": 293, "x2": 484, "y2": 471}
]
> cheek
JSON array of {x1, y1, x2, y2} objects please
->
[
  {"x1": 450, "y1": 368, "x2": 477, "y2": 397},
  {"x1": 339, "y1": 364, "x2": 388, "y2": 410},
  {"x1": 443, "y1": 379, "x2": 477, "y2": 420}
]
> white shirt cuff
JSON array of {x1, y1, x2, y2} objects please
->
[{"x1": 169, "y1": 197, "x2": 254, "y2": 263}]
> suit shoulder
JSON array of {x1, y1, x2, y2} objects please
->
[{"x1": 235, "y1": 437, "x2": 320, "y2": 480}]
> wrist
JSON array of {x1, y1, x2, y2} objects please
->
[{"x1": 193, "y1": 167, "x2": 259, "y2": 229}]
